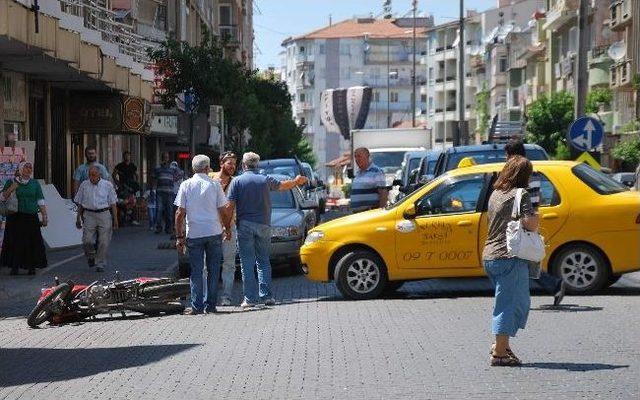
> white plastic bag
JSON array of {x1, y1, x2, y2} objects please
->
[{"x1": 506, "y1": 188, "x2": 545, "y2": 262}]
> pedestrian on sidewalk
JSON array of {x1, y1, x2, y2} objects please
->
[
  {"x1": 0, "y1": 162, "x2": 48, "y2": 275},
  {"x1": 483, "y1": 156, "x2": 538, "y2": 367},
  {"x1": 227, "y1": 152, "x2": 307, "y2": 308},
  {"x1": 351, "y1": 147, "x2": 388, "y2": 213},
  {"x1": 505, "y1": 139, "x2": 565, "y2": 306},
  {"x1": 152, "y1": 152, "x2": 176, "y2": 235},
  {"x1": 72, "y1": 146, "x2": 110, "y2": 196},
  {"x1": 175, "y1": 155, "x2": 231, "y2": 315},
  {"x1": 74, "y1": 166, "x2": 119, "y2": 272},
  {"x1": 209, "y1": 151, "x2": 237, "y2": 306}
]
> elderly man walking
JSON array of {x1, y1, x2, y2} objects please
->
[
  {"x1": 227, "y1": 152, "x2": 307, "y2": 308},
  {"x1": 175, "y1": 155, "x2": 231, "y2": 315},
  {"x1": 351, "y1": 147, "x2": 388, "y2": 212},
  {"x1": 74, "y1": 166, "x2": 118, "y2": 272}
]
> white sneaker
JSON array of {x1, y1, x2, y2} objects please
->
[
  {"x1": 240, "y1": 300, "x2": 256, "y2": 309},
  {"x1": 220, "y1": 297, "x2": 232, "y2": 306}
]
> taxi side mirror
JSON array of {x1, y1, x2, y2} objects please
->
[{"x1": 403, "y1": 204, "x2": 417, "y2": 220}]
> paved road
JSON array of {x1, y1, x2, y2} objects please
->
[{"x1": 1, "y1": 227, "x2": 639, "y2": 399}]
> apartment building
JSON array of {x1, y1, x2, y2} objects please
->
[
  {"x1": 421, "y1": 0, "x2": 542, "y2": 147},
  {"x1": 216, "y1": 0, "x2": 254, "y2": 68},
  {"x1": 281, "y1": 17, "x2": 432, "y2": 178}
]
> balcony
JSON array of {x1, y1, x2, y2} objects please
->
[
  {"x1": 364, "y1": 53, "x2": 421, "y2": 65},
  {"x1": 296, "y1": 54, "x2": 314, "y2": 67},
  {"x1": 610, "y1": 0, "x2": 632, "y2": 32},
  {"x1": 610, "y1": 60, "x2": 632, "y2": 88},
  {"x1": 543, "y1": 0, "x2": 578, "y2": 31},
  {"x1": 371, "y1": 101, "x2": 413, "y2": 111},
  {"x1": 219, "y1": 25, "x2": 239, "y2": 46},
  {"x1": 295, "y1": 101, "x2": 313, "y2": 114}
]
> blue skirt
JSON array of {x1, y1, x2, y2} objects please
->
[{"x1": 483, "y1": 258, "x2": 530, "y2": 337}]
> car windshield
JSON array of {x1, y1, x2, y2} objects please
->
[
  {"x1": 445, "y1": 149, "x2": 547, "y2": 171},
  {"x1": 572, "y1": 164, "x2": 628, "y2": 195},
  {"x1": 270, "y1": 190, "x2": 295, "y2": 208},
  {"x1": 426, "y1": 160, "x2": 436, "y2": 174},
  {"x1": 408, "y1": 157, "x2": 421, "y2": 173},
  {"x1": 260, "y1": 165, "x2": 297, "y2": 178},
  {"x1": 371, "y1": 151, "x2": 406, "y2": 174}
]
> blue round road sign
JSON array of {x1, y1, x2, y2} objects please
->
[{"x1": 568, "y1": 117, "x2": 603, "y2": 152}]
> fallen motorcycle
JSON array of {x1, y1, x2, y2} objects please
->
[{"x1": 27, "y1": 274, "x2": 190, "y2": 328}]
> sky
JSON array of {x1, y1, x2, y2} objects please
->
[{"x1": 253, "y1": 0, "x2": 499, "y2": 70}]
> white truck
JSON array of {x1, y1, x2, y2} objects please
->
[{"x1": 349, "y1": 127, "x2": 432, "y2": 186}]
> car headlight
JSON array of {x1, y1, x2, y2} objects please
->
[
  {"x1": 304, "y1": 231, "x2": 324, "y2": 245},
  {"x1": 271, "y1": 226, "x2": 300, "y2": 239}
]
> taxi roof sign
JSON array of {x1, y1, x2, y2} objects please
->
[{"x1": 575, "y1": 152, "x2": 601, "y2": 170}]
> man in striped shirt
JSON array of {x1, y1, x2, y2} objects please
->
[
  {"x1": 505, "y1": 139, "x2": 565, "y2": 306},
  {"x1": 350, "y1": 147, "x2": 388, "y2": 212}
]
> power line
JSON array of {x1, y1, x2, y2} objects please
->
[{"x1": 254, "y1": 22, "x2": 296, "y2": 36}]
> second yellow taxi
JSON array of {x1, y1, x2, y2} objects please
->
[{"x1": 300, "y1": 161, "x2": 640, "y2": 300}]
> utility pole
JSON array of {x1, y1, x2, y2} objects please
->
[
  {"x1": 387, "y1": 37, "x2": 391, "y2": 128},
  {"x1": 411, "y1": 0, "x2": 417, "y2": 127},
  {"x1": 574, "y1": 0, "x2": 589, "y2": 119},
  {"x1": 455, "y1": 0, "x2": 467, "y2": 145}
]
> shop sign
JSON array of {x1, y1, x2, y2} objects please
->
[
  {"x1": 70, "y1": 95, "x2": 122, "y2": 133},
  {"x1": 122, "y1": 96, "x2": 146, "y2": 133},
  {"x1": 150, "y1": 115, "x2": 178, "y2": 135}
]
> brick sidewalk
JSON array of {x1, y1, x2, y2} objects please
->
[{"x1": 0, "y1": 226, "x2": 178, "y2": 318}]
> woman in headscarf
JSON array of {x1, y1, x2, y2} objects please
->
[{"x1": 0, "y1": 161, "x2": 48, "y2": 275}]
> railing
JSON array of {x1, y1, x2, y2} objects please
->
[
  {"x1": 59, "y1": 0, "x2": 150, "y2": 64},
  {"x1": 219, "y1": 25, "x2": 239, "y2": 44}
]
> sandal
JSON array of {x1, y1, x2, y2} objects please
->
[
  {"x1": 490, "y1": 353, "x2": 522, "y2": 367},
  {"x1": 490, "y1": 345, "x2": 515, "y2": 357}
]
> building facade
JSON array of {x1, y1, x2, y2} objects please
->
[{"x1": 281, "y1": 17, "x2": 433, "y2": 179}]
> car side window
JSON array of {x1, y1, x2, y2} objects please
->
[
  {"x1": 534, "y1": 172, "x2": 561, "y2": 207},
  {"x1": 415, "y1": 173, "x2": 485, "y2": 216}
]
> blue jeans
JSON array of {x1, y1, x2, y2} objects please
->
[
  {"x1": 535, "y1": 270, "x2": 562, "y2": 295},
  {"x1": 156, "y1": 192, "x2": 173, "y2": 232},
  {"x1": 187, "y1": 235, "x2": 223, "y2": 312},
  {"x1": 484, "y1": 258, "x2": 531, "y2": 337},
  {"x1": 237, "y1": 220, "x2": 272, "y2": 303}
]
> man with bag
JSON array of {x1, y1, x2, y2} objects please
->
[{"x1": 504, "y1": 140, "x2": 565, "y2": 306}]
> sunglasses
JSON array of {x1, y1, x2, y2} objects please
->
[{"x1": 219, "y1": 152, "x2": 236, "y2": 162}]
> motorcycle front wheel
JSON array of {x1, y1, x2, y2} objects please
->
[
  {"x1": 27, "y1": 283, "x2": 72, "y2": 328},
  {"x1": 139, "y1": 279, "x2": 190, "y2": 299}
]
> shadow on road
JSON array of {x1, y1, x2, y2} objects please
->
[
  {"x1": 522, "y1": 362, "x2": 629, "y2": 372},
  {"x1": 0, "y1": 344, "x2": 201, "y2": 386}
]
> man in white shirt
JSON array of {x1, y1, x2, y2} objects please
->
[
  {"x1": 175, "y1": 154, "x2": 231, "y2": 315},
  {"x1": 74, "y1": 166, "x2": 118, "y2": 272}
]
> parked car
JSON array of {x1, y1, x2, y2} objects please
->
[
  {"x1": 258, "y1": 158, "x2": 321, "y2": 219},
  {"x1": 300, "y1": 161, "x2": 639, "y2": 300},
  {"x1": 611, "y1": 172, "x2": 636, "y2": 188},
  {"x1": 432, "y1": 143, "x2": 549, "y2": 178},
  {"x1": 177, "y1": 175, "x2": 317, "y2": 277}
]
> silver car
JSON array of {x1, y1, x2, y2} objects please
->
[{"x1": 177, "y1": 175, "x2": 316, "y2": 277}]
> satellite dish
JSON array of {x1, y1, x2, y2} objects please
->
[{"x1": 608, "y1": 41, "x2": 626, "y2": 62}]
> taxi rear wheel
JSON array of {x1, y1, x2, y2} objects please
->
[
  {"x1": 553, "y1": 244, "x2": 608, "y2": 294},
  {"x1": 334, "y1": 250, "x2": 388, "y2": 300}
]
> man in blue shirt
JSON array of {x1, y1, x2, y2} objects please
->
[
  {"x1": 152, "y1": 152, "x2": 176, "y2": 234},
  {"x1": 227, "y1": 152, "x2": 307, "y2": 308},
  {"x1": 350, "y1": 147, "x2": 388, "y2": 212},
  {"x1": 72, "y1": 146, "x2": 110, "y2": 196}
]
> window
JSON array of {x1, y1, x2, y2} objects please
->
[
  {"x1": 415, "y1": 174, "x2": 485, "y2": 216},
  {"x1": 428, "y1": 96, "x2": 434, "y2": 111},
  {"x1": 318, "y1": 44, "x2": 325, "y2": 54},
  {"x1": 390, "y1": 92, "x2": 399, "y2": 102},
  {"x1": 219, "y1": 5, "x2": 232, "y2": 25},
  {"x1": 420, "y1": 94, "x2": 427, "y2": 103},
  {"x1": 300, "y1": 117, "x2": 306, "y2": 125},
  {"x1": 499, "y1": 57, "x2": 508, "y2": 73},
  {"x1": 299, "y1": 93, "x2": 306, "y2": 102},
  {"x1": 339, "y1": 44, "x2": 351, "y2": 55},
  {"x1": 374, "y1": 91, "x2": 380, "y2": 102},
  {"x1": 155, "y1": 5, "x2": 167, "y2": 30},
  {"x1": 299, "y1": 46, "x2": 305, "y2": 54},
  {"x1": 572, "y1": 164, "x2": 627, "y2": 195},
  {"x1": 390, "y1": 68, "x2": 399, "y2": 79},
  {"x1": 534, "y1": 173, "x2": 561, "y2": 207}
]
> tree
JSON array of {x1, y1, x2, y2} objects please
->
[
  {"x1": 475, "y1": 84, "x2": 490, "y2": 140},
  {"x1": 612, "y1": 138, "x2": 640, "y2": 166},
  {"x1": 585, "y1": 87, "x2": 612, "y2": 114},
  {"x1": 148, "y1": 31, "x2": 309, "y2": 161},
  {"x1": 525, "y1": 91, "x2": 575, "y2": 157}
]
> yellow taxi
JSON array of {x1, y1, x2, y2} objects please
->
[{"x1": 300, "y1": 161, "x2": 640, "y2": 300}]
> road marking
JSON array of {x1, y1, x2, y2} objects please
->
[{"x1": 45, "y1": 253, "x2": 85, "y2": 274}]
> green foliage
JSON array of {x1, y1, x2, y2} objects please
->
[
  {"x1": 611, "y1": 138, "x2": 640, "y2": 165},
  {"x1": 525, "y1": 91, "x2": 575, "y2": 156},
  {"x1": 585, "y1": 87, "x2": 613, "y2": 114},
  {"x1": 294, "y1": 137, "x2": 317, "y2": 168},
  {"x1": 342, "y1": 183, "x2": 352, "y2": 198},
  {"x1": 475, "y1": 84, "x2": 490, "y2": 139},
  {"x1": 148, "y1": 32, "x2": 309, "y2": 160},
  {"x1": 621, "y1": 120, "x2": 640, "y2": 133},
  {"x1": 554, "y1": 140, "x2": 571, "y2": 160}
]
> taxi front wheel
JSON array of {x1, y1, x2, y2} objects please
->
[{"x1": 334, "y1": 250, "x2": 388, "y2": 300}]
